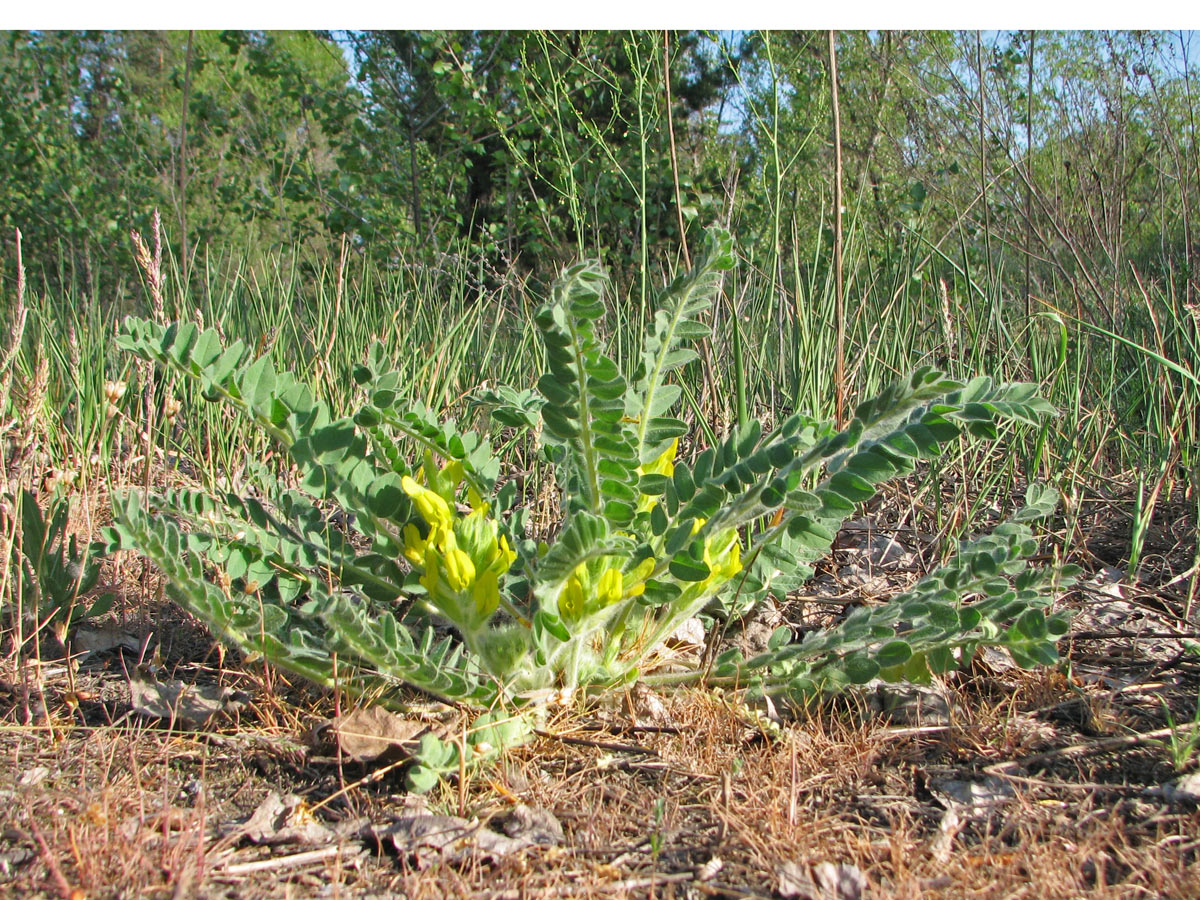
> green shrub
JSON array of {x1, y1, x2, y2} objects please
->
[{"x1": 106, "y1": 227, "x2": 1075, "y2": 784}]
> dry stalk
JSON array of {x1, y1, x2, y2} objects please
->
[
  {"x1": 0, "y1": 228, "x2": 29, "y2": 416},
  {"x1": 29, "y1": 818, "x2": 83, "y2": 900},
  {"x1": 130, "y1": 210, "x2": 165, "y2": 321},
  {"x1": 0, "y1": 494, "x2": 19, "y2": 685},
  {"x1": 315, "y1": 233, "x2": 349, "y2": 386},
  {"x1": 829, "y1": 29, "x2": 846, "y2": 427},
  {"x1": 2, "y1": 229, "x2": 34, "y2": 494},
  {"x1": 130, "y1": 212, "x2": 173, "y2": 610},
  {"x1": 3, "y1": 349, "x2": 50, "y2": 497},
  {"x1": 938, "y1": 277, "x2": 957, "y2": 362}
]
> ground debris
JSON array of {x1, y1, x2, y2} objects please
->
[
  {"x1": 500, "y1": 803, "x2": 564, "y2": 846},
  {"x1": 929, "y1": 774, "x2": 1017, "y2": 816},
  {"x1": 630, "y1": 683, "x2": 676, "y2": 727},
  {"x1": 668, "y1": 616, "x2": 706, "y2": 649},
  {"x1": 778, "y1": 860, "x2": 867, "y2": 900},
  {"x1": 366, "y1": 811, "x2": 543, "y2": 867},
  {"x1": 128, "y1": 675, "x2": 246, "y2": 727},
  {"x1": 927, "y1": 774, "x2": 1018, "y2": 863},
  {"x1": 17, "y1": 766, "x2": 50, "y2": 787},
  {"x1": 1164, "y1": 771, "x2": 1200, "y2": 804},
  {"x1": 0, "y1": 843, "x2": 34, "y2": 881},
  {"x1": 228, "y1": 791, "x2": 351, "y2": 846},
  {"x1": 331, "y1": 705, "x2": 431, "y2": 762},
  {"x1": 72, "y1": 623, "x2": 145, "y2": 656},
  {"x1": 867, "y1": 678, "x2": 954, "y2": 726}
]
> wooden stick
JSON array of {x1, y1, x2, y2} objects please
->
[
  {"x1": 828, "y1": 30, "x2": 846, "y2": 426},
  {"x1": 217, "y1": 845, "x2": 361, "y2": 877}
]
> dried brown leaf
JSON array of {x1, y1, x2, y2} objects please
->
[
  {"x1": 128, "y1": 677, "x2": 244, "y2": 728},
  {"x1": 73, "y1": 625, "x2": 143, "y2": 655},
  {"x1": 369, "y1": 813, "x2": 533, "y2": 868},
  {"x1": 236, "y1": 792, "x2": 336, "y2": 846},
  {"x1": 779, "y1": 861, "x2": 867, "y2": 900},
  {"x1": 813, "y1": 862, "x2": 867, "y2": 900},
  {"x1": 332, "y1": 706, "x2": 429, "y2": 762}
]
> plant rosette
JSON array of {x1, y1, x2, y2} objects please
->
[{"x1": 107, "y1": 226, "x2": 1075, "y2": 788}]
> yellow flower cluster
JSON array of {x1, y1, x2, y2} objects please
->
[
  {"x1": 628, "y1": 440, "x2": 744, "y2": 608},
  {"x1": 558, "y1": 557, "x2": 655, "y2": 622},
  {"x1": 400, "y1": 461, "x2": 516, "y2": 629},
  {"x1": 546, "y1": 439, "x2": 745, "y2": 627}
]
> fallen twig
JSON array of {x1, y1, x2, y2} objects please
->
[
  {"x1": 535, "y1": 728, "x2": 659, "y2": 756},
  {"x1": 215, "y1": 845, "x2": 363, "y2": 877},
  {"x1": 986, "y1": 725, "x2": 1180, "y2": 774}
]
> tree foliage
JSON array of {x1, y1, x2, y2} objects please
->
[
  {"x1": 3, "y1": 29, "x2": 1198, "y2": 320},
  {"x1": 0, "y1": 30, "x2": 350, "y2": 284}
]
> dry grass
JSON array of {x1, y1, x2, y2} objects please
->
[
  {"x1": 2, "y1": 459, "x2": 1199, "y2": 899},
  {"x1": 2, "y1": 633, "x2": 1199, "y2": 900}
]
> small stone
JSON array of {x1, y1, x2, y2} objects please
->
[
  {"x1": 502, "y1": 804, "x2": 563, "y2": 846},
  {"x1": 668, "y1": 617, "x2": 706, "y2": 648},
  {"x1": 1167, "y1": 771, "x2": 1200, "y2": 804},
  {"x1": 17, "y1": 767, "x2": 50, "y2": 787}
]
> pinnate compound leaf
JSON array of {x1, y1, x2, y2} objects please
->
[
  {"x1": 535, "y1": 262, "x2": 639, "y2": 523},
  {"x1": 632, "y1": 227, "x2": 733, "y2": 463}
]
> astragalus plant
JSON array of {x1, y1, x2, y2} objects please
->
[{"x1": 108, "y1": 227, "x2": 1074, "y2": 767}]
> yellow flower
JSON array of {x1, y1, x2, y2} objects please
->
[
  {"x1": 443, "y1": 546, "x2": 476, "y2": 593},
  {"x1": 640, "y1": 439, "x2": 678, "y2": 478},
  {"x1": 623, "y1": 557, "x2": 655, "y2": 598},
  {"x1": 401, "y1": 462, "x2": 515, "y2": 627},
  {"x1": 596, "y1": 568, "x2": 623, "y2": 608},
  {"x1": 472, "y1": 570, "x2": 500, "y2": 617},
  {"x1": 636, "y1": 439, "x2": 679, "y2": 514},
  {"x1": 560, "y1": 572, "x2": 586, "y2": 621},
  {"x1": 718, "y1": 539, "x2": 742, "y2": 580},
  {"x1": 491, "y1": 534, "x2": 517, "y2": 575},
  {"x1": 419, "y1": 546, "x2": 441, "y2": 595},
  {"x1": 402, "y1": 475, "x2": 453, "y2": 531},
  {"x1": 556, "y1": 559, "x2": 646, "y2": 623},
  {"x1": 402, "y1": 523, "x2": 427, "y2": 565},
  {"x1": 699, "y1": 529, "x2": 743, "y2": 591}
]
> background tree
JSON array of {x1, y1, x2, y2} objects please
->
[
  {"x1": 328, "y1": 30, "x2": 749, "y2": 287},
  {"x1": 0, "y1": 30, "x2": 351, "y2": 290}
]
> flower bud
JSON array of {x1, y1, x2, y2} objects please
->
[
  {"x1": 104, "y1": 380, "x2": 127, "y2": 405},
  {"x1": 443, "y1": 547, "x2": 476, "y2": 593},
  {"x1": 596, "y1": 568, "x2": 623, "y2": 608}
]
